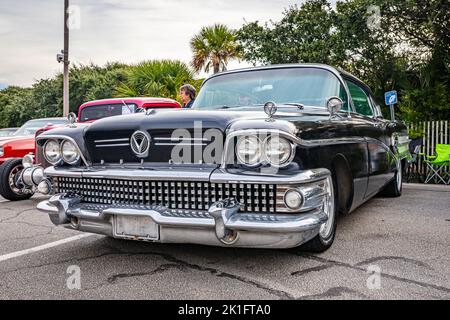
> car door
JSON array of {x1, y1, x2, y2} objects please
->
[{"x1": 345, "y1": 79, "x2": 395, "y2": 198}]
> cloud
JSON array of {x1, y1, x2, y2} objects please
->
[{"x1": 0, "y1": 0, "x2": 303, "y2": 86}]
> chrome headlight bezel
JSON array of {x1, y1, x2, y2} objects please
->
[
  {"x1": 235, "y1": 135, "x2": 263, "y2": 167},
  {"x1": 228, "y1": 130, "x2": 298, "y2": 169},
  {"x1": 61, "y1": 140, "x2": 80, "y2": 165},
  {"x1": 43, "y1": 139, "x2": 62, "y2": 165},
  {"x1": 263, "y1": 135, "x2": 295, "y2": 168}
]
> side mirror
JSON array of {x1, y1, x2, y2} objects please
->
[{"x1": 326, "y1": 97, "x2": 344, "y2": 119}]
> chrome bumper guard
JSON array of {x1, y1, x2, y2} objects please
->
[{"x1": 37, "y1": 167, "x2": 331, "y2": 248}]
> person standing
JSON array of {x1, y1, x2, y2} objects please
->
[{"x1": 179, "y1": 84, "x2": 196, "y2": 108}]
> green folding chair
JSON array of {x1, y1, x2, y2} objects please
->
[{"x1": 420, "y1": 144, "x2": 450, "y2": 184}]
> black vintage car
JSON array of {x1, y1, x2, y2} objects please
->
[{"x1": 27, "y1": 64, "x2": 410, "y2": 252}]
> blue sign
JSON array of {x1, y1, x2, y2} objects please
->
[{"x1": 384, "y1": 90, "x2": 398, "y2": 105}]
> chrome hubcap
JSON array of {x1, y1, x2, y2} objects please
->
[
  {"x1": 8, "y1": 164, "x2": 24, "y2": 195},
  {"x1": 319, "y1": 177, "x2": 335, "y2": 239}
]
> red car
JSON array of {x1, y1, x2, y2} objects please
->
[
  {"x1": 0, "y1": 97, "x2": 181, "y2": 201},
  {"x1": 0, "y1": 118, "x2": 68, "y2": 166}
]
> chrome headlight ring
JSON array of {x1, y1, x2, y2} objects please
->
[
  {"x1": 43, "y1": 139, "x2": 62, "y2": 165},
  {"x1": 60, "y1": 140, "x2": 81, "y2": 165},
  {"x1": 262, "y1": 135, "x2": 295, "y2": 168},
  {"x1": 40, "y1": 136, "x2": 88, "y2": 167},
  {"x1": 226, "y1": 130, "x2": 298, "y2": 169},
  {"x1": 235, "y1": 135, "x2": 263, "y2": 167}
]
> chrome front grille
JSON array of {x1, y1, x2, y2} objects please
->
[{"x1": 53, "y1": 177, "x2": 277, "y2": 213}]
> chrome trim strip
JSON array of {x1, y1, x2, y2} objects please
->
[
  {"x1": 210, "y1": 168, "x2": 330, "y2": 185},
  {"x1": 36, "y1": 135, "x2": 91, "y2": 167},
  {"x1": 44, "y1": 166, "x2": 214, "y2": 181},
  {"x1": 154, "y1": 137, "x2": 210, "y2": 141},
  {"x1": 154, "y1": 142, "x2": 207, "y2": 146},
  {"x1": 94, "y1": 138, "x2": 129, "y2": 143},
  {"x1": 95, "y1": 143, "x2": 130, "y2": 147},
  {"x1": 44, "y1": 166, "x2": 330, "y2": 184}
]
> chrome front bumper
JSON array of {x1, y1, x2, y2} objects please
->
[{"x1": 37, "y1": 167, "x2": 332, "y2": 249}]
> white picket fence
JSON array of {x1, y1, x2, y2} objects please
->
[{"x1": 406, "y1": 120, "x2": 450, "y2": 183}]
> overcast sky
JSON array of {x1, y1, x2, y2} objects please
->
[{"x1": 0, "y1": 0, "x2": 310, "y2": 87}]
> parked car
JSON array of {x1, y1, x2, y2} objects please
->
[
  {"x1": 0, "y1": 97, "x2": 181, "y2": 201},
  {"x1": 28, "y1": 64, "x2": 410, "y2": 252},
  {"x1": 0, "y1": 128, "x2": 18, "y2": 137},
  {"x1": 0, "y1": 118, "x2": 69, "y2": 166}
]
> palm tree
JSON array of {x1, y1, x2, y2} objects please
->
[
  {"x1": 190, "y1": 24, "x2": 241, "y2": 74},
  {"x1": 115, "y1": 60, "x2": 196, "y2": 100}
]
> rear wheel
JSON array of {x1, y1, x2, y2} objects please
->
[
  {"x1": 300, "y1": 176, "x2": 338, "y2": 253},
  {"x1": 0, "y1": 159, "x2": 33, "y2": 201}
]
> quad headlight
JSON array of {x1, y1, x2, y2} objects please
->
[
  {"x1": 235, "y1": 133, "x2": 295, "y2": 168},
  {"x1": 236, "y1": 135, "x2": 262, "y2": 167},
  {"x1": 44, "y1": 139, "x2": 80, "y2": 165},
  {"x1": 43, "y1": 140, "x2": 62, "y2": 164},
  {"x1": 61, "y1": 140, "x2": 80, "y2": 164},
  {"x1": 264, "y1": 136, "x2": 293, "y2": 166}
]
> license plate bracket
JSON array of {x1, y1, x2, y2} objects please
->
[{"x1": 113, "y1": 215, "x2": 159, "y2": 241}]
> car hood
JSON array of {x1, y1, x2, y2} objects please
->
[
  {"x1": 0, "y1": 135, "x2": 34, "y2": 146},
  {"x1": 84, "y1": 107, "x2": 333, "y2": 136}
]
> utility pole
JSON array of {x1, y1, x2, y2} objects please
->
[{"x1": 63, "y1": 0, "x2": 70, "y2": 116}]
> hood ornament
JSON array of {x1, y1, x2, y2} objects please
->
[
  {"x1": 67, "y1": 112, "x2": 78, "y2": 127},
  {"x1": 264, "y1": 101, "x2": 277, "y2": 121},
  {"x1": 130, "y1": 130, "x2": 151, "y2": 157}
]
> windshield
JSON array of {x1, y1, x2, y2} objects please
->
[
  {"x1": 13, "y1": 119, "x2": 67, "y2": 136},
  {"x1": 79, "y1": 103, "x2": 137, "y2": 122},
  {"x1": 0, "y1": 129, "x2": 17, "y2": 137},
  {"x1": 193, "y1": 67, "x2": 348, "y2": 110}
]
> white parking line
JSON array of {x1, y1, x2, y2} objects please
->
[{"x1": 0, "y1": 233, "x2": 94, "y2": 263}]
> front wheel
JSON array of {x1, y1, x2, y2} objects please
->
[
  {"x1": 0, "y1": 158, "x2": 33, "y2": 201},
  {"x1": 300, "y1": 176, "x2": 338, "y2": 253}
]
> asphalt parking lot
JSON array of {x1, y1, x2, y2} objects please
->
[{"x1": 0, "y1": 183, "x2": 449, "y2": 300}]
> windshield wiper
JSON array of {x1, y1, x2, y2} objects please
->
[{"x1": 281, "y1": 103, "x2": 305, "y2": 110}]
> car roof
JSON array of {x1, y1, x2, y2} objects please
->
[{"x1": 79, "y1": 97, "x2": 180, "y2": 108}]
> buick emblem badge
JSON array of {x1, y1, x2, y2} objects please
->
[{"x1": 130, "y1": 130, "x2": 151, "y2": 157}]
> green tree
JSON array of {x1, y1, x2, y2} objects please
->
[
  {"x1": 190, "y1": 23, "x2": 241, "y2": 74},
  {"x1": 115, "y1": 60, "x2": 196, "y2": 101},
  {"x1": 236, "y1": 0, "x2": 450, "y2": 122},
  {"x1": 68, "y1": 62, "x2": 129, "y2": 113},
  {"x1": 237, "y1": 0, "x2": 336, "y2": 65}
]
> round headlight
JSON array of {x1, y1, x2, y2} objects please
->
[
  {"x1": 44, "y1": 140, "x2": 62, "y2": 164},
  {"x1": 264, "y1": 136, "x2": 293, "y2": 166},
  {"x1": 235, "y1": 135, "x2": 262, "y2": 166},
  {"x1": 61, "y1": 140, "x2": 80, "y2": 164}
]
